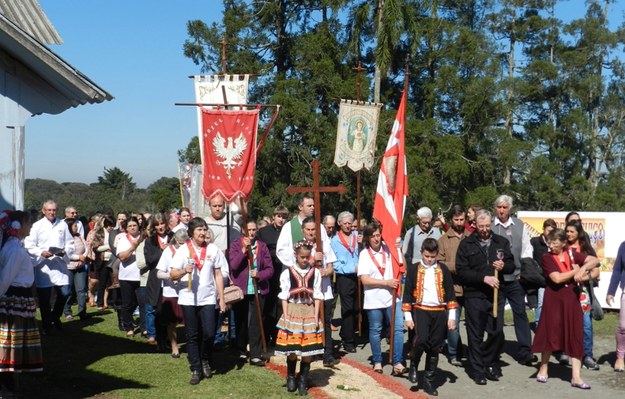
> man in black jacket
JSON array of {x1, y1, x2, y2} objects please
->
[{"x1": 456, "y1": 210, "x2": 515, "y2": 385}]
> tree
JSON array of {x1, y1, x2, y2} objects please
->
[
  {"x1": 147, "y1": 177, "x2": 182, "y2": 213},
  {"x1": 96, "y1": 167, "x2": 136, "y2": 201},
  {"x1": 177, "y1": 135, "x2": 201, "y2": 164}
]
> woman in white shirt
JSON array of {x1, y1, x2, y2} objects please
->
[
  {"x1": 116, "y1": 216, "x2": 144, "y2": 337},
  {"x1": 357, "y1": 220, "x2": 406, "y2": 375},
  {"x1": 169, "y1": 217, "x2": 226, "y2": 385}
]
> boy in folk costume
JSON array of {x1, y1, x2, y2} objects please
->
[
  {"x1": 402, "y1": 238, "x2": 458, "y2": 396},
  {"x1": 275, "y1": 240, "x2": 324, "y2": 396}
]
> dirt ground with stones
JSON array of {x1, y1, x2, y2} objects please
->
[{"x1": 279, "y1": 310, "x2": 625, "y2": 399}]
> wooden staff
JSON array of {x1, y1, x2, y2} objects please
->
[
  {"x1": 493, "y1": 269, "x2": 499, "y2": 318},
  {"x1": 388, "y1": 244, "x2": 403, "y2": 365},
  {"x1": 240, "y1": 200, "x2": 267, "y2": 353}
]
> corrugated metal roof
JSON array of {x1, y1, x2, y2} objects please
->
[{"x1": 0, "y1": 0, "x2": 62, "y2": 45}]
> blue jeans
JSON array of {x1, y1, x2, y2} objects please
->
[
  {"x1": 38, "y1": 285, "x2": 71, "y2": 330},
  {"x1": 367, "y1": 301, "x2": 404, "y2": 366},
  {"x1": 534, "y1": 287, "x2": 545, "y2": 325},
  {"x1": 447, "y1": 300, "x2": 463, "y2": 361},
  {"x1": 143, "y1": 290, "x2": 157, "y2": 340},
  {"x1": 583, "y1": 311, "x2": 594, "y2": 359},
  {"x1": 64, "y1": 267, "x2": 88, "y2": 316}
]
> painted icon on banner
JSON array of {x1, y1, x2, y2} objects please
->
[{"x1": 334, "y1": 100, "x2": 383, "y2": 172}]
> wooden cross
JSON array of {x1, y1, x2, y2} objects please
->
[{"x1": 286, "y1": 160, "x2": 346, "y2": 247}]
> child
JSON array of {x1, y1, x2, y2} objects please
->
[
  {"x1": 402, "y1": 238, "x2": 458, "y2": 396},
  {"x1": 275, "y1": 240, "x2": 324, "y2": 396}
]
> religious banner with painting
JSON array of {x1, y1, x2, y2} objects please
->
[
  {"x1": 194, "y1": 74, "x2": 251, "y2": 165},
  {"x1": 200, "y1": 107, "x2": 259, "y2": 203},
  {"x1": 334, "y1": 100, "x2": 383, "y2": 172}
]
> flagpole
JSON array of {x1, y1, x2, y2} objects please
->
[{"x1": 388, "y1": 60, "x2": 410, "y2": 368}]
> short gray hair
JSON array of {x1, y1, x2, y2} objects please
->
[
  {"x1": 336, "y1": 211, "x2": 354, "y2": 223},
  {"x1": 417, "y1": 207, "x2": 433, "y2": 219},
  {"x1": 173, "y1": 229, "x2": 189, "y2": 244},
  {"x1": 322, "y1": 214, "x2": 336, "y2": 224},
  {"x1": 494, "y1": 195, "x2": 513, "y2": 208},
  {"x1": 475, "y1": 209, "x2": 493, "y2": 223}
]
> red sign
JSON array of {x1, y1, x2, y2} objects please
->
[{"x1": 201, "y1": 108, "x2": 259, "y2": 203}]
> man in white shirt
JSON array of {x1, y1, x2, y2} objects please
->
[
  {"x1": 65, "y1": 206, "x2": 84, "y2": 237},
  {"x1": 24, "y1": 200, "x2": 73, "y2": 334}
]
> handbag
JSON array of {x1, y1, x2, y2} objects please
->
[
  {"x1": 587, "y1": 276, "x2": 604, "y2": 321},
  {"x1": 223, "y1": 284, "x2": 244, "y2": 305}
]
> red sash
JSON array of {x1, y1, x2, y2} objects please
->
[
  {"x1": 186, "y1": 241, "x2": 207, "y2": 271},
  {"x1": 552, "y1": 251, "x2": 572, "y2": 274},
  {"x1": 338, "y1": 231, "x2": 357, "y2": 256},
  {"x1": 368, "y1": 247, "x2": 388, "y2": 277}
]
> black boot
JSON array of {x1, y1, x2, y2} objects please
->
[
  {"x1": 298, "y1": 361, "x2": 310, "y2": 396},
  {"x1": 423, "y1": 352, "x2": 439, "y2": 396},
  {"x1": 286, "y1": 359, "x2": 297, "y2": 392},
  {"x1": 410, "y1": 349, "x2": 422, "y2": 384}
]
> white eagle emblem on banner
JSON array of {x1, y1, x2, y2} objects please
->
[{"x1": 213, "y1": 132, "x2": 247, "y2": 178}]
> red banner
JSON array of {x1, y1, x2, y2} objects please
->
[{"x1": 201, "y1": 108, "x2": 259, "y2": 203}]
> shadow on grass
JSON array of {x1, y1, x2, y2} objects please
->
[{"x1": 19, "y1": 313, "x2": 151, "y2": 399}]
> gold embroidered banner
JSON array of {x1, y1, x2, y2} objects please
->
[{"x1": 334, "y1": 100, "x2": 383, "y2": 171}]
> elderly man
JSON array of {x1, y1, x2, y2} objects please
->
[
  {"x1": 65, "y1": 206, "x2": 84, "y2": 237},
  {"x1": 403, "y1": 207, "x2": 441, "y2": 265},
  {"x1": 491, "y1": 195, "x2": 536, "y2": 366},
  {"x1": 24, "y1": 200, "x2": 73, "y2": 334},
  {"x1": 323, "y1": 214, "x2": 336, "y2": 238},
  {"x1": 330, "y1": 211, "x2": 360, "y2": 354},
  {"x1": 456, "y1": 210, "x2": 514, "y2": 385}
]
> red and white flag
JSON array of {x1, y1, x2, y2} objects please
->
[
  {"x1": 201, "y1": 108, "x2": 259, "y2": 203},
  {"x1": 372, "y1": 91, "x2": 409, "y2": 277}
]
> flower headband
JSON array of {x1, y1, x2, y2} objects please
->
[{"x1": 293, "y1": 240, "x2": 314, "y2": 252}]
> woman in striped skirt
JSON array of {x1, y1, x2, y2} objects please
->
[
  {"x1": 275, "y1": 240, "x2": 324, "y2": 396},
  {"x1": 0, "y1": 211, "x2": 43, "y2": 396}
]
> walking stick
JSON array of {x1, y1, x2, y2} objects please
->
[
  {"x1": 388, "y1": 244, "x2": 403, "y2": 365},
  {"x1": 493, "y1": 269, "x2": 498, "y2": 318}
]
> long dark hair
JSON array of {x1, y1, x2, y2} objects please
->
[{"x1": 565, "y1": 220, "x2": 594, "y2": 255}]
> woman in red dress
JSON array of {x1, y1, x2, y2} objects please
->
[{"x1": 531, "y1": 229, "x2": 598, "y2": 389}]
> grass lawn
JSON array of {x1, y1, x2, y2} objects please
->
[{"x1": 19, "y1": 308, "x2": 292, "y2": 399}]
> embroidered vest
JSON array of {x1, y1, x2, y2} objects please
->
[{"x1": 288, "y1": 266, "x2": 314, "y2": 302}]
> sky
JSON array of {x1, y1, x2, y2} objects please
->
[
  {"x1": 26, "y1": 1, "x2": 223, "y2": 188},
  {"x1": 24, "y1": 1, "x2": 624, "y2": 188}
]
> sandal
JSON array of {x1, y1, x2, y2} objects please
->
[
  {"x1": 373, "y1": 364, "x2": 383, "y2": 374},
  {"x1": 536, "y1": 375, "x2": 548, "y2": 383},
  {"x1": 391, "y1": 365, "x2": 408, "y2": 376}
]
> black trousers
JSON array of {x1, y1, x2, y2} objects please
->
[
  {"x1": 503, "y1": 279, "x2": 532, "y2": 358},
  {"x1": 233, "y1": 294, "x2": 265, "y2": 359},
  {"x1": 336, "y1": 273, "x2": 359, "y2": 346},
  {"x1": 464, "y1": 295, "x2": 505, "y2": 377},
  {"x1": 119, "y1": 280, "x2": 143, "y2": 332},
  {"x1": 412, "y1": 308, "x2": 447, "y2": 355},
  {"x1": 324, "y1": 298, "x2": 333, "y2": 356}
]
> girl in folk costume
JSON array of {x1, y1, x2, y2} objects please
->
[
  {"x1": 0, "y1": 211, "x2": 43, "y2": 396},
  {"x1": 402, "y1": 238, "x2": 458, "y2": 396},
  {"x1": 275, "y1": 240, "x2": 324, "y2": 396}
]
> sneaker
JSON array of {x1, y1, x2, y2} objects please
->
[
  {"x1": 448, "y1": 358, "x2": 463, "y2": 367},
  {"x1": 583, "y1": 357, "x2": 600, "y2": 370},
  {"x1": 250, "y1": 358, "x2": 266, "y2": 367}
]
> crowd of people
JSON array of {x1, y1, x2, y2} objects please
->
[{"x1": 1, "y1": 194, "x2": 625, "y2": 397}]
